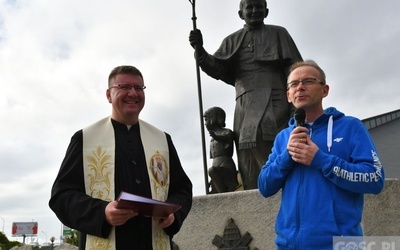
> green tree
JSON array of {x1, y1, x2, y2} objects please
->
[
  {"x1": 0, "y1": 231, "x2": 22, "y2": 250},
  {"x1": 65, "y1": 230, "x2": 79, "y2": 247},
  {"x1": 0, "y1": 231, "x2": 7, "y2": 245}
]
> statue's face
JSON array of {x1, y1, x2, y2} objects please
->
[
  {"x1": 204, "y1": 114, "x2": 218, "y2": 131},
  {"x1": 204, "y1": 115, "x2": 212, "y2": 130},
  {"x1": 239, "y1": 0, "x2": 267, "y2": 27}
]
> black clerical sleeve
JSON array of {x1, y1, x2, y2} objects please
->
[
  {"x1": 49, "y1": 130, "x2": 111, "y2": 238},
  {"x1": 163, "y1": 134, "x2": 193, "y2": 237}
]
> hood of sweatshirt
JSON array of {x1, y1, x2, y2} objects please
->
[{"x1": 288, "y1": 107, "x2": 345, "y2": 152}]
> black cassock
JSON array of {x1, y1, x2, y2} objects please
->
[{"x1": 49, "y1": 119, "x2": 192, "y2": 249}]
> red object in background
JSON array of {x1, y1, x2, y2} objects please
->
[
  {"x1": 32, "y1": 224, "x2": 38, "y2": 234},
  {"x1": 12, "y1": 224, "x2": 17, "y2": 235}
]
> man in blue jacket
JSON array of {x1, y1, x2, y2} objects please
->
[{"x1": 258, "y1": 60, "x2": 384, "y2": 249}]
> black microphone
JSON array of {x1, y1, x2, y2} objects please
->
[{"x1": 294, "y1": 108, "x2": 306, "y2": 127}]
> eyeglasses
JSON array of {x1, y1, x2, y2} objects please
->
[
  {"x1": 287, "y1": 78, "x2": 323, "y2": 89},
  {"x1": 109, "y1": 84, "x2": 146, "y2": 92}
]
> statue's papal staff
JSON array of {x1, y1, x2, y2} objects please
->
[{"x1": 188, "y1": 0, "x2": 209, "y2": 194}]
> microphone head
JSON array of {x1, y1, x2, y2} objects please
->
[{"x1": 294, "y1": 108, "x2": 306, "y2": 127}]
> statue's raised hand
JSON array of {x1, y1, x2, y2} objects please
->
[{"x1": 189, "y1": 29, "x2": 203, "y2": 48}]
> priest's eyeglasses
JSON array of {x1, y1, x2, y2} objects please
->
[
  {"x1": 109, "y1": 84, "x2": 146, "y2": 92},
  {"x1": 287, "y1": 78, "x2": 323, "y2": 89}
]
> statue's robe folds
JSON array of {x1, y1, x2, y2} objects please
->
[{"x1": 197, "y1": 24, "x2": 303, "y2": 189}]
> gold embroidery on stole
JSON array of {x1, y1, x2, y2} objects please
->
[
  {"x1": 140, "y1": 120, "x2": 171, "y2": 250},
  {"x1": 83, "y1": 117, "x2": 115, "y2": 250},
  {"x1": 83, "y1": 118, "x2": 171, "y2": 250}
]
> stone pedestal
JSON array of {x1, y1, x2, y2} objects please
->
[{"x1": 173, "y1": 179, "x2": 399, "y2": 250}]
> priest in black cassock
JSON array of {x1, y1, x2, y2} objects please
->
[{"x1": 49, "y1": 65, "x2": 193, "y2": 250}]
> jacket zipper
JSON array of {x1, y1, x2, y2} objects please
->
[
  {"x1": 294, "y1": 126, "x2": 313, "y2": 248},
  {"x1": 294, "y1": 165, "x2": 305, "y2": 249}
]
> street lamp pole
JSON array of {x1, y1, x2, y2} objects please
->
[
  {"x1": 41, "y1": 231, "x2": 47, "y2": 242},
  {"x1": 0, "y1": 216, "x2": 4, "y2": 233}
]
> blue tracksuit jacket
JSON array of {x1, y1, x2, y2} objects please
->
[{"x1": 258, "y1": 107, "x2": 384, "y2": 249}]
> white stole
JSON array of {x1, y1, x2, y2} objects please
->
[{"x1": 82, "y1": 117, "x2": 171, "y2": 250}]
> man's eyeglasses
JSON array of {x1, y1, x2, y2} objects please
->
[
  {"x1": 109, "y1": 84, "x2": 146, "y2": 92},
  {"x1": 287, "y1": 78, "x2": 323, "y2": 89}
]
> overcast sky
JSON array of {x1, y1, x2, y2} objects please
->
[{"x1": 1, "y1": 0, "x2": 399, "y2": 245}]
